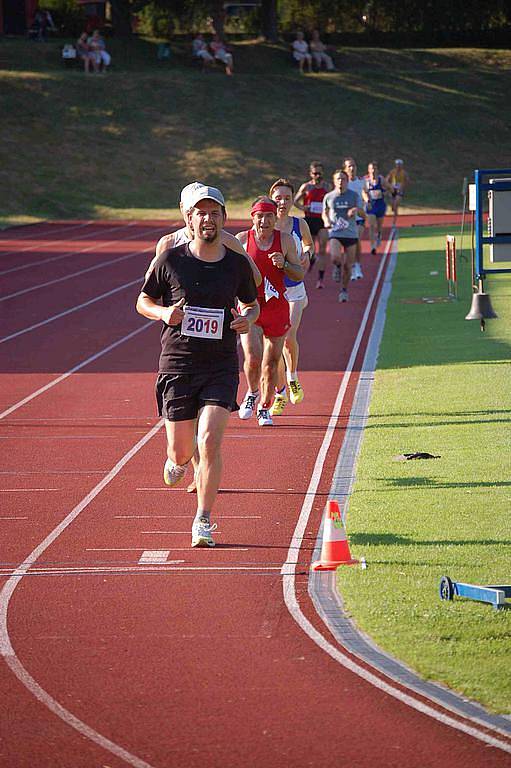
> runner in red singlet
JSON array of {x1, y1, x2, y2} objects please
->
[
  {"x1": 236, "y1": 197, "x2": 304, "y2": 427},
  {"x1": 294, "y1": 161, "x2": 330, "y2": 288}
]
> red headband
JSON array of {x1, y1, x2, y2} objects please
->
[{"x1": 251, "y1": 201, "x2": 277, "y2": 216}]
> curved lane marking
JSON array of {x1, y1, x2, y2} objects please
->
[
  {"x1": 281, "y1": 231, "x2": 511, "y2": 755},
  {"x1": 0, "y1": 421, "x2": 164, "y2": 768}
]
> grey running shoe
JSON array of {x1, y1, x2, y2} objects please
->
[
  {"x1": 332, "y1": 264, "x2": 342, "y2": 282},
  {"x1": 239, "y1": 391, "x2": 259, "y2": 420},
  {"x1": 163, "y1": 459, "x2": 188, "y2": 487},
  {"x1": 191, "y1": 516, "x2": 218, "y2": 548},
  {"x1": 338, "y1": 289, "x2": 349, "y2": 303}
]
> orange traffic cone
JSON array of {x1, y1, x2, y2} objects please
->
[{"x1": 311, "y1": 500, "x2": 359, "y2": 571}]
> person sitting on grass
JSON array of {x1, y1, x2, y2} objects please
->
[
  {"x1": 210, "y1": 35, "x2": 234, "y2": 75},
  {"x1": 292, "y1": 31, "x2": 312, "y2": 74},
  {"x1": 76, "y1": 31, "x2": 97, "y2": 74},
  {"x1": 309, "y1": 30, "x2": 337, "y2": 71},
  {"x1": 192, "y1": 33, "x2": 215, "y2": 69}
]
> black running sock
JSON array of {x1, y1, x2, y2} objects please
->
[{"x1": 319, "y1": 270, "x2": 325, "y2": 279}]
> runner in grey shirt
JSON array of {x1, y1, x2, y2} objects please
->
[{"x1": 322, "y1": 169, "x2": 365, "y2": 302}]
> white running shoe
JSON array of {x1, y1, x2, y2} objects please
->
[
  {"x1": 239, "y1": 391, "x2": 259, "y2": 420},
  {"x1": 351, "y1": 262, "x2": 363, "y2": 280},
  {"x1": 257, "y1": 407, "x2": 273, "y2": 426},
  {"x1": 338, "y1": 289, "x2": 349, "y2": 303},
  {"x1": 191, "y1": 516, "x2": 217, "y2": 548},
  {"x1": 332, "y1": 264, "x2": 342, "y2": 282},
  {"x1": 163, "y1": 459, "x2": 188, "y2": 487}
]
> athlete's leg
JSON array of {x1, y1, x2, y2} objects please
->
[
  {"x1": 367, "y1": 213, "x2": 377, "y2": 253},
  {"x1": 195, "y1": 404, "x2": 230, "y2": 512},
  {"x1": 392, "y1": 195, "x2": 399, "y2": 226},
  {"x1": 329, "y1": 236, "x2": 342, "y2": 266},
  {"x1": 260, "y1": 335, "x2": 286, "y2": 408},
  {"x1": 283, "y1": 297, "x2": 308, "y2": 377},
  {"x1": 275, "y1": 355, "x2": 287, "y2": 391},
  {"x1": 342, "y1": 244, "x2": 357, "y2": 290},
  {"x1": 164, "y1": 418, "x2": 197, "y2": 466},
  {"x1": 240, "y1": 323, "x2": 263, "y2": 393},
  {"x1": 376, "y1": 213, "x2": 384, "y2": 244}
]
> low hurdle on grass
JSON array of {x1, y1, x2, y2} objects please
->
[{"x1": 440, "y1": 576, "x2": 511, "y2": 611}]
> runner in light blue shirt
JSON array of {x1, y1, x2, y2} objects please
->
[{"x1": 322, "y1": 170, "x2": 366, "y2": 302}]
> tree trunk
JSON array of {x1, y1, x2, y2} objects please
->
[
  {"x1": 109, "y1": 0, "x2": 133, "y2": 37},
  {"x1": 261, "y1": 0, "x2": 278, "y2": 41},
  {"x1": 261, "y1": 0, "x2": 279, "y2": 43},
  {"x1": 209, "y1": 0, "x2": 225, "y2": 37}
]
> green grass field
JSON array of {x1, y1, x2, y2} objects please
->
[
  {"x1": 2, "y1": 38, "x2": 511, "y2": 225},
  {"x1": 340, "y1": 227, "x2": 511, "y2": 713}
]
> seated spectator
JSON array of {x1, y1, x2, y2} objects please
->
[
  {"x1": 192, "y1": 33, "x2": 215, "y2": 68},
  {"x1": 210, "y1": 34, "x2": 234, "y2": 76},
  {"x1": 310, "y1": 30, "x2": 337, "y2": 71},
  {"x1": 88, "y1": 29, "x2": 111, "y2": 73},
  {"x1": 76, "y1": 31, "x2": 98, "y2": 73},
  {"x1": 292, "y1": 31, "x2": 312, "y2": 74}
]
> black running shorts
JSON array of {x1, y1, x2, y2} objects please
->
[
  {"x1": 156, "y1": 370, "x2": 239, "y2": 422},
  {"x1": 330, "y1": 236, "x2": 358, "y2": 249},
  {"x1": 305, "y1": 216, "x2": 325, "y2": 237}
]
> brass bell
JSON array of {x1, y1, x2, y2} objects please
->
[{"x1": 465, "y1": 290, "x2": 498, "y2": 331}]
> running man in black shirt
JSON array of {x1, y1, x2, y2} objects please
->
[{"x1": 136, "y1": 185, "x2": 259, "y2": 547}]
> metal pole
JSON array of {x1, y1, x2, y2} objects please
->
[{"x1": 474, "y1": 169, "x2": 484, "y2": 283}]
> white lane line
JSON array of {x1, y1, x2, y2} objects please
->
[
  {"x1": 0, "y1": 322, "x2": 153, "y2": 420},
  {"x1": 86, "y1": 547, "x2": 250, "y2": 552},
  {"x1": 0, "y1": 276, "x2": 146, "y2": 345},
  {"x1": 0, "y1": 565, "x2": 281, "y2": 576},
  {"x1": 0, "y1": 436, "x2": 128, "y2": 440},
  {"x1": 135, "y1": 487, "x2": 276, "y2": 492},
  {"x1": 0, "y1": 489, "x2": 59, "y2": 492},
  {"x1": 115, "y1": 515, "x2": 261, "y2": 519},
  {"x1": 141, "y1": 531, "x2": 224, "y2": 535},
  {"x1": 0, "y1": 221, "x2": 95, "y2": 261},
  {"x1": 138, "y1": 550, "x2": 171, "y2": 564},
  {"x1": 0, "y1": 222, "x2": 164, "y2": 302},
  {"x1": 282, "y1": 233, "x2": 511, "y2": 755},
  {"x1": 1, "y1": 253, "x2": 144, "y2": 302},
  {"x1": 0, "y1": 420, "x2": 165, "y2": 768},
  {"x1": 0, "y1": 517, "x2": 29, "y2": 520},
  {"x1": 0, "y1": 221, "x2": 138, "y2": 273}
]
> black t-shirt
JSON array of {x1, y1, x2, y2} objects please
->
[{"x1": 141, "y1": 243, "x2": 258, "y2": 373}]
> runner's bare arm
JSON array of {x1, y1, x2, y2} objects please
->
[
  {"x1": 322, "y1": 199, "x2": 331, "y2": 230},
  {"x1": 229, "y1": 299, "x2": 260, "y2": 334},
  {"x1": 299, "y1": 217, "x2": 314, "y2": 271},
  {"x1": 144, "y1": 233, "x2": 176, "y2": 280},
  {"x1": 136, "y1": 293, "x2": 185, "y2": 326},
  {"x1": 293, "y1": 183, "x2": 308, "y2": 212},
  {"x1": 280, "y1": 232, "x2": 304, "y2": 282},
  {"x1": 224, "y1": 230, "x2": 262, "y2": 286}
]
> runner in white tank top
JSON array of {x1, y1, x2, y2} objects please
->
[
  {"x1": 269, "y1": 178, "x2": 314, "y2": 416},
  {"x1": 343, "y1": 157, "x2": 366, "y2": 281}
]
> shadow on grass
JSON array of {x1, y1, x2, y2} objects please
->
[
  {"x1": 377, "y1": 477, "x2": 511, "y2": 490},
  {"x1": 3, "y1": 39, "x2": 511, "y2": 219},
  {"x1": 350, "y1": 532, "x2": 511, "y2": 547}
]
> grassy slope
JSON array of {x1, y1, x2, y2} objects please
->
[
  {"x1": 340, "y1": 227, "x2": 511, "y2": 713},
  {"x1": 1, "y1": 38, "x2": 511, "y2": 225}
]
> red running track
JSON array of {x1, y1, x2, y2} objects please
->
[{"x1": 0, "y1": 219, "x2": 509, "y2": 768}]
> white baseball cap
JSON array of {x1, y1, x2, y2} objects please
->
[
  {"x1": 180, "y1": 181, "x2": 204, "y2": 210},
  {"x1": 395, "y1": 158, "x2": 404, "y2": 165},
  {"x1": 187, "y1": 184, "x2": 226, "y2": 209}
]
